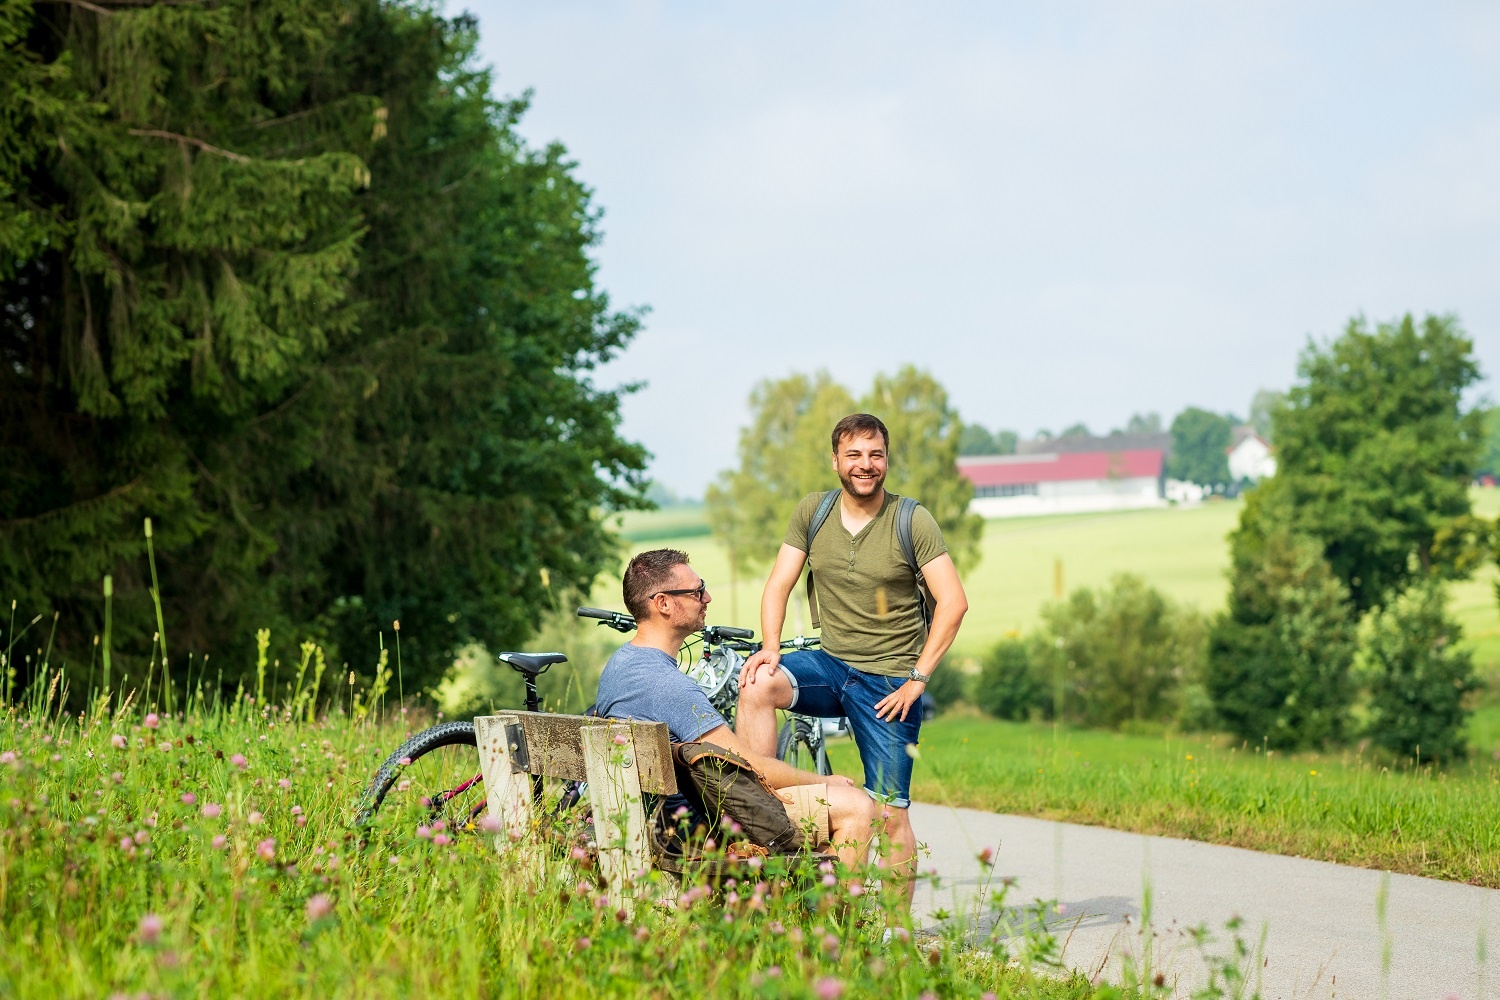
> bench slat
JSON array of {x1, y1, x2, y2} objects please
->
[{"x1": 492, "y1": 711, "x2": 677, "y2": 796}]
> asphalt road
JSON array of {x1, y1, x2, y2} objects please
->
[{"x1": 909, "y1": 802, "x2": 1496, "y2": 1000}]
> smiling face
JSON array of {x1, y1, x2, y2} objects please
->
[{"x1": 832, "y1": 431, "x2": 888, "y2": 500}]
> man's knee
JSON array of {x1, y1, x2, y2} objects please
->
[
  {"x1": 739, "y1": 672, "x2": 793, "y2": 710},
  {"x1": 829, "y1": 784, "x2": 879, "y2": 839}
]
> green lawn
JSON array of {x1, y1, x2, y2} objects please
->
[
  {"x1": 828, "y1": 715, "x2": 1500, "y2": 887},
  {"x1": 610, "y1": 490, "x2": 1500, "y2": 674}
]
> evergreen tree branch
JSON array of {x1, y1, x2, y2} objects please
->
[
  {"x1": 0, "y1": 477, "x2": 143, "y2": 527},
  {"x1": 126, "y1": 129, "x2": 249, "y2": 164}
]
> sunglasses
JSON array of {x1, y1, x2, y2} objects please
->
[{"x1": 653, "y1": 581, "x2": 708, "y2": 603}]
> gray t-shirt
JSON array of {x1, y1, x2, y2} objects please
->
[{"x1": 594, "y1": 642, "x2": 726, "y2": 743}]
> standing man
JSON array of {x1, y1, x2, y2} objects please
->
[
  {"x1": 595, "y1": 548, "x2": 879, "y2": 871},
  {"x1": 737, "y1": 413, "x2": 968, "y2": 906}
]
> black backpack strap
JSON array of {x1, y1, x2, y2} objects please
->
[{"x1": 804, "y1": 490, "x2": 840, "y2": 631}]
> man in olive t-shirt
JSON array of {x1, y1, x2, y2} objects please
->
[{"x1": 738, "y1": 413, "x2": 969, "y2": 907}]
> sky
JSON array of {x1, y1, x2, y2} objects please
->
[{"x1": 470, "y1": 1, "x2": 1500, "y2": 498}]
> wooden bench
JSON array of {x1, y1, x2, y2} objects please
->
[{"x1": 474, "y1": 711, "x2": 676, "y2": 915}]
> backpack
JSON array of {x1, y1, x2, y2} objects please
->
[
  {"x1": 804, "y1": 489, "x2": 935, "y2": 633},
  {"x1": 655, "y1": 741, "x2": 806, "y2": 858}
]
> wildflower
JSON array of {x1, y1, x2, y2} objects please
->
[
  {"x1": 612, "y1": 733, "x2": 628, "y2": 746},
  {"x1": 248, "y1": 811, "x2": 264, "y2": 825},
  {"x1": 594, "y1": 895, "x2": 609, "y2": 909},
  {"x1": 112, "y1": 771, "x2": 124, "y2": 783},
  {"x1": 725, "y1": 891, "x2": 739, "y2": 905},
  {"x1": 278, "y1": 779, "x2": 291, "y2": 789},
  {"x1": 212, "y1": 835, "x2": 228, "y2": 850},
  {"x1": 814, "y1": 976, "x2": 843, "y2": 999},
  {"x1": 137, "y1": 914, "x2": 163, "y2": 944},
  {"x1": 144, "y1": 713, "x2": 160, "y2": 729},
  {"x1": 305, "y1": 894, "x2": 333, "y2": 922},
  {"x1": 821, "y1": 933, "x2": 840, "y2": 954},
  {"x1": 634, "y1": 926, "x2": 649, "y2": 942},
  {"x1": 977, "y1": 845, "x2": 995, "y2": 867},
  {"x1": 111, "y1": 734, "x2": 127, "y2": 750},
  {"x1": 822, "y1": 874, "x2": 837, "y2": 887},
  {"x1": 296, "y1": 816, "x2": 307, "y2": 828},
  {"x1": 766, "y1": 966, "x2": 782, "y2": 978},
  {"x1": 399, "y1": 757, "x2": 412, "y2": 766},
  {"x1": 230, "y1": 753, "x2": 247, "y2": 769},
  {"x1": 201, "y1": 803, "x2": 222, "y2": 819},
  {"x1": 119, "y1": 837, "x2": 135, "y2": 853},
  {"x1": 0, "y1": 751, "x2": 14, "y2": 765},
  {"x1": 397, "y1": 780, "x2": 411, "y2": 792},
  {"x1": 133, "y1": 830, "x2": 150, "y2": 846},
  {"x1": 1056, "y1": 903, "x2": 1067, "y2": 915},
  {"x1": 181, "y1": 793, "x2": 197, "y2": 806},
  {"x1": 291, "y1": 805, "x2": 302, "y2": 815},
  {"x1": 432, "y1": 834, "x2": 452, "y2": 847},
  {"x1": 748, "y1": 856, "x2": 763, "y2": 870},
  {"x1": 416, "y1": 825, "x2": 432, "y2": 840},
  {"x1": 477, "y1": 815, "x2": 503, "y2": 834},
  {"x1": 256, "y1": 837, "x2": 276, "y2": 862},
  {"x1": 571, "y1": 846, "x2": 588, "y2": 862},
  {"x1": 432, "y1": 820, "x2": 446, "y2": 832},
  {"x1": 768, "y1": 920, "x2": 785, "y2": 935},
  {"x1": 888, "y1": 926, "x2": 911, "y2": 944},
  {"x1": 847, "y1": 884, "x2": 864, "y2": 897},
  {"x1": 575, "y1": 936, "x2": 591, "y2": 951}
]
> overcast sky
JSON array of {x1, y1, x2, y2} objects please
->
[{"x1": 470, "y1": 1, "x2": 1500, "y2": 497}]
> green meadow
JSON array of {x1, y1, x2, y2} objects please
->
[{"x1": 612, "y1": 489, "x2": 1500, "y2": 672}]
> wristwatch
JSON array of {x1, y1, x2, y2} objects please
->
[{"x1": 907, "y1": 667, "x2": 931, "y2": 684}]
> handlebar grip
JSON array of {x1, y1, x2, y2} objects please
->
[
  {"x1": 714, "y1": 625, "x2": 755, "y2": 641},
  {"x1": 577, "y1": 606, "x2": 633, "y2": 624}
]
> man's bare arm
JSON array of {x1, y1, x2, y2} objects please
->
[
  {"x1": 740, "y1": 543, "x2": 807, "y2": 684},
  {"x1": 873, "y1": 552, "x2": 968, "y2": 722}
]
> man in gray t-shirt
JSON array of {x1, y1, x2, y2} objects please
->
[
  {"x1": 594, "y1": 548, "x2": 878, "y2": 871},
  {"x1": 595, "y1": 643, "x2": 725, "y2": 744}
]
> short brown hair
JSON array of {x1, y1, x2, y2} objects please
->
[
  {"x1": 831, "y1": 413, "x2": 889, "y2": 453},
  {"x1": 622, "y1": 548, "x2": 690, "y2": 620}
]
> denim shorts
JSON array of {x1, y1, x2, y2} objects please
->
[{"x1": 779, "y1": 648, "x2": 921, "y2": 808}]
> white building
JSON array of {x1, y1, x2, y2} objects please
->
[
  {"x1": 1227, "y1": 430, "x2": 1276, "y2": 482},
  {"x1": 959, "y1": 450, "x2": 1166, "y2": 519}
]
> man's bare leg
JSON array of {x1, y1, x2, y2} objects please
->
[
  {"x1": 735, "y1": 669, "x2": 794, "y2": 757},
  {"x1": 825, "y1": 783, "x2": 880, "y2": 872},
  {"x1": 879, "y1": 805, "x2": 919, "y2": 909}
]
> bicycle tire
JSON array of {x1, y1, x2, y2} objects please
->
[
  {"x1": 355, "y1": 720, "x2": 486, "y2": 832},
  {"x1": 776, "y1": 716, "x2": 831, "y2": 777}
]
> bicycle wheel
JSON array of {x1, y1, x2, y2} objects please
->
[
  {"x1": 776, "y1": 716, "x2": 831, "y2": 777},
  {"x1": 355, "y1": 721, "x2": 487, "y2": 834}
]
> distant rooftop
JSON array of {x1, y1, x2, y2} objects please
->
[{"x1": 1017, "y1": 432, "x2": 1172, "y2": 455}]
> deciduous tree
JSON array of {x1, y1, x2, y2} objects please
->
[{"x1": 1166, "y1": 407, "x2": 1234, "y2": 486}]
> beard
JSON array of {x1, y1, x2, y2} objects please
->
[{"x1": 839, "y1": 467, "x2": 886, "y2": 498}]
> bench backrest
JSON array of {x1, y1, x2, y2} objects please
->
[{"x1": 490, "y1": 711, "x2": 676, "y2": 795}]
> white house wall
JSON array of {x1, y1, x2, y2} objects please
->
[{"x1": 970, "y1": 476, "x2": 1164, "y2": 519}]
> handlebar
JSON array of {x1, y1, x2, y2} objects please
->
[
  {"x1": 576, "y1": 607, "x2": 637, "y2": 633},
  {"x1": 702, "y1": 624, "x2": 755, "y2": 643},
  {"x1": 779, "y1": 636, "x2": 821, "y2": 650}
]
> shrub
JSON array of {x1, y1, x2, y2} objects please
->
[
  {"x1": 1207, "y1": 529, "x2": 1356, "y2": 750},
  {"x1": 1357, "y1": 582, "x2": 1480, "y2": 763},
  {"x1": 923, "y1": 657, "x2": 967, "y2": 713},
  {"x1": 975, "y1": 637, "x2": 1050, "y2": 721},
  {"x1": 1030, "y1": 574, "x2": 1207, "y2": 729}
]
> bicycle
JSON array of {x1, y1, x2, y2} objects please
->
[{"x1": 354, "y1": 606, "x2": 835, "y2": 834}]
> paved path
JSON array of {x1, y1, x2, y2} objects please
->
[{"x1": 909, "y1": 802, "x2": 1497, "y2": 1000}]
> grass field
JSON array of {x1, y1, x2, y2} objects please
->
[
  {"x1": 824, "y1": 715, "x2": 1500, "y2": 888},
  {"x1": 610, "y1": 489, "x2": 1500, "y2": 674}
]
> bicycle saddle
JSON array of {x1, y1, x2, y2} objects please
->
[{"x1": 497, "y1": 651, "x2": 568, "y2": 676}]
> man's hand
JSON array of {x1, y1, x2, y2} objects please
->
[
  {"x1": 874, "y1": 680, "x2": 927, "y2": 722},
  {"x1": 740, "y1": 647, "x2": 781, "y2": 685}
]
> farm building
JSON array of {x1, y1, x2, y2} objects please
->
[
  {"x1": 1227, "y1": 427, "x2": 1276, "y2": 482},
  {"x1": 959, "y1": 449, "x2": 1166, "y2": 518}
]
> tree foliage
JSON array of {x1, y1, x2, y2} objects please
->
[
  {"x1": 1029, "y1": 574, "x2": 1207, "y2": 730},
  {"x1": 958, "y1": 424, "x2": 1018, "y2": 456},
  {"x1": 1207, "y1": 515, "x2": 1357, "y2": 750},
  {"x1": 1166, "y1": 407, "x2": 1234, "y2": 486},
  {"x1": 1271, "y1": 313, "x2": 1482, "y2": 612},
  {"x1": 1478, "y1": 407, "x2": 1500, "y2": 477},
  {"x1": 0, "y1": 0, "x2": 646, "y2": 689},
  {"x1": 706, "y1": 366, "x2": 982, "y2": 575},
  {"x1": 1357, "y1": 582, "x2": 1478, "y2": 763},
  {"x1": 1247, "y1": 389, "x2": 1284, "y2": 442}
]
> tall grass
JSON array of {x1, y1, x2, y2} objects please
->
[{"x1": 1, "y1": 673, "x2": 1143, "y2": 998}]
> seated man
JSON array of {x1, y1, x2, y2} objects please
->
[{"x1": 595, "y1": 548, "x2": 878, "y2": 870}]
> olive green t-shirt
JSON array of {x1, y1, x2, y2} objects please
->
[{"x1": 784, "y1": 491, "x2": 947, "y2": 677}]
